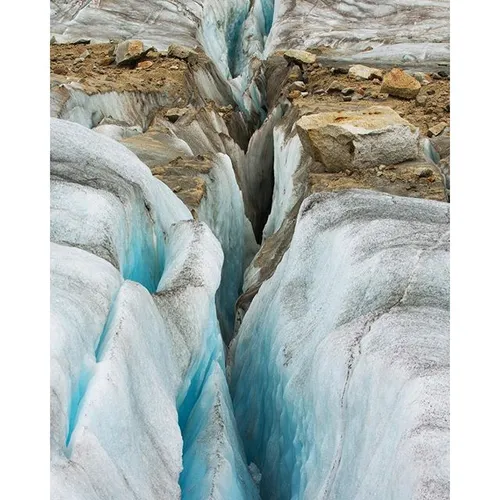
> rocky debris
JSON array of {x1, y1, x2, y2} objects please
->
[
  {"x1": 413, "y1": 72, "x2": 432, "y2": 85},
  {"x1": 427, "y1": 122, "x2": 448, "y2": 137},
  {"x1": 115, "y1": 40, "x2": 151, "y2": 66},
  {"x1": 288, "y1": 89, "x2": 302, "y2": 100},
  {"x1": 75, "y1": 49, "x2": 90, "y2": 63},
  {"x1": 340, "y1": 87, "x2": 355, "y2": 96},
  {"x1": 416, "y1": 94, "x2": 428, "y2": 107},
  {"x1": 308, "y1": 160, "x2": 446, "y2": 201},
  {"x1": 50, "y1": 35, "x2": 57, "y2": 45},
  {"x1": 296, "y1": 106, "x2": 419, "y2": 172},
  {"x1": 381, "y1": 68, "x2": 421, "y2": 99},
  {"x1": 167, "y1": 43, "x2": 197, "y2": 60},
  {"x1": 137, "y1": 60, "x2": 154, "y2": 69},
  {"x1": 289, "y1": 81, "x2": 306, "y2": 92},
  {"x1": 348, "y1": 64, "x2": 383, "y2": 80},
  {"x1": 165, "y1": 107, "x2": 189, "y2": 122},
  {"x1": 287, "y1": 65, "x2": 303, "y2": 82},
  {"x1": 283, "y1": 49, "x2": 316, "y2": 66},
  {"x1": 430, "y1": 135, "x2": 450, "y2": 159}
]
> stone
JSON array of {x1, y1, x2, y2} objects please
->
[
  {"x1": 283, "y1": 49, "x2": 317, "y2": 65},
  {"x1": 75, "y1": 49, "x2": 90, "y2": 63},
  {"x1": 296, "y1": 106, "x2": 419, "y2": 172},
  {"x1": 416, "y1": 94, "x2": 428, "y2": 107},
  {"x1": 137, "y1": 60, "x2": 154, "y2": 69},
  {"x1": 378, "y1": 92, "x2": 389, "y2": 99},
  {"x1": 381, "y1": 68, "x2": 421, "y2": 99},
  {"x1": 289, "y1": 81, "x2": 306, "y2": 92},
  {"x1": 287, "y1": 65, "x2": 303, "y2": 82},
  {"x1": 427, "y1": 122, "x2": 448, "y2": 137},
  {"x1": 167, "y1": 44, "x2": 197, "y2": 60},
  {"x1": 115, "y1": 40, "x2": 150, "y2": 66},
  {"x1": 327, "y1": 81, "x2": 343, "y2": 92},
  {"x1": 341, "y1": 87, "x2": 355, "y2": 96},
  {"x1": 413, "y1": 72, "x2": 432, "y2": 85},
  {"x1": 50, "y1": 35, "x2": 57, "y2": 45},
  {"x1": 348, "y1": 64, "x2": 383, "y2": 80},
  {"x1": 342, "y1": 95, "x2": 352, "y2": 102},
  {"x1": 313, "y1": 89, "x2": 326, "y2": 95},
  {"x1": 427, "y1": 89, "x2": 436, "y2": 95},
  {"x1": 288, "y1": 90, "x2": 302, "y2": 99},
  {"x1": 165, "y1": 107, "x2": 188, "y2": 122}
]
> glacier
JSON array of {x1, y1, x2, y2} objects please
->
[
  {"x1": 230, "y1": 190, "x2": 449, "y2": 499},
  {"x1": 50, "y1": 0, "x2": 450, "y2": 498}
]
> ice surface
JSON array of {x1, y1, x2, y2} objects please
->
[
  {"x1": 230, "y1": 190, "x2": 450, "y2": 499},
  {"x1": 265, "y1": 0, "x2": 449, "y2": 66},
  {"x1": 51, "y1": 119, "x2": 257, "y2": 499}
]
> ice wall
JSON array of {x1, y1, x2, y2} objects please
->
[
  {"x1": 50, "y1": 119, "x2": 257, "y2": 499},
  {"x1": 230, "y1": 190, "x2": 450, "y2": 500},
  {"x1": 198, "y1": 153, "x2": 259, "y2": 343}
]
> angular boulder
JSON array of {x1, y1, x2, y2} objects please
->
[
  {"x1": 348, "y1": 64, "x2": 383, "y2": 80},
  {"x1": 284, "y1": 49, "x2": 317, "y2": 65},
  {"x1": 381, "y1": 68, "x2": 421, "y2": 99},
  {"x1": 296, "y1": 106, "x2": 419, "y2": 172},
  {"x1": 115, "y1": 39, "x2": 150, "y2": 66}
]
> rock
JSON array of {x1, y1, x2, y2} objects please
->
[
  {"x1": 342, "y1": 95, "x2": 352, "y2": 102},
  {"x1": 326, "y1": 81, "x2": 343, "y2": 93},
  {"x1": 75, "y1": 49, "x2": 90, "y2": 63},
  {"x1": 169, "y1": 64, "x2": 180, "y2": 70},
  {"x1": 288, "y1": 90, "x2": 302, "y2": 100},
  {"x1": 52, "y1": 64, "x2": 68, "y2": 75},
  {"x1": 331, "y1": 67, "x2": 349, "y2": 75},
  {"x1": 284, "y1": 49, "x2": 317, "y2": 65},
  {"x1": 313, "y1": 89, "x2": 326, "y2": 95},
  {"x1": 167, "y1": 44, "x2": 197, "y2": 60},
  {"x1": 348, "y1": 64, "x2": 383, "y2": 80},
  {"x1": 341, "y1": 87, "x2": 355, "y2": 96},
  {"x1": 378, "y1": 92, "x2": 389, "y2": 99},
  {"x1": 287, "y1": 65, "x2": 303, "y2": 82},
  {"x1": 296, "y1": 105, "x2": 419, "y2": 172},
  {"x1": 115, "y1": 40, "x2": 150, "y2": 66},
  {"x1": 137, "y1": 60, "x2": 154, "y2": 69},
  {"x1": 372, "y1": 78, "x2": 382, "y2": 85},
  {"x1": 413, "y1": 72, "x2": 432, "y2": 85},
  {"x1": 50, "y1": 35, "x2": 57, "y2": 45},
  {"x1": 164, "y1": 107, "x2": 188, "y2": 122},
  {"x1": 300, "y1": 92, "x2": 309, "y2": 97},
  {"x1": 444, "y1": 103, "x2": 450, "y2": 112},
  {"x1": 381, "y1": 68, "x2": 421, "y2": 99},
  {"x1": 289, "y1": 81, "x2": 306, "y2": 92},
  {"x1": 415, "y1": 94, "x2": 428, "y2": 107},
  {"x1": 427, "y1": 122, "x2": 448, "y2": 137}
]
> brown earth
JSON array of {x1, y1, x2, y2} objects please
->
[{"x1": 50, "y1": 43, "x2": 190, "y2": 96}]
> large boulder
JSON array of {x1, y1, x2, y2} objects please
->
[
  {"x1": 283, "y1": 49, "x2": 317, "y2": 65},
  {"x1": 115, "y1": 40, "x2": 151, "y2": 66},
  {"x1": 381, "y1": 68, "x2": 421, "y2": 99},
  {"x1": 348, "y1": 64, "x2": 383, "y2": 80},
  {"x1": 296, "y1": 106, "x2": 419, "y2": 172}
]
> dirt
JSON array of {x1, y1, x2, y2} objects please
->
[
  {"x1": 287, "y1": 65, "x2": 450, "y2": 136},
  {"x1": 50, "y1": 43, "x2": 190, "y2": 96}
]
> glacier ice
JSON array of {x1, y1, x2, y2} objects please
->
[
  {"x1": 50, "y1": 118, "x2": 258, "y2": 499},
  {"x1": 230, "y1": 190, "x2": 450, "y2": 500}
]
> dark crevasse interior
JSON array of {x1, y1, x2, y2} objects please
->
[{"x1": 175, "y1": 1, "x2": 279, "y2": 497}]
